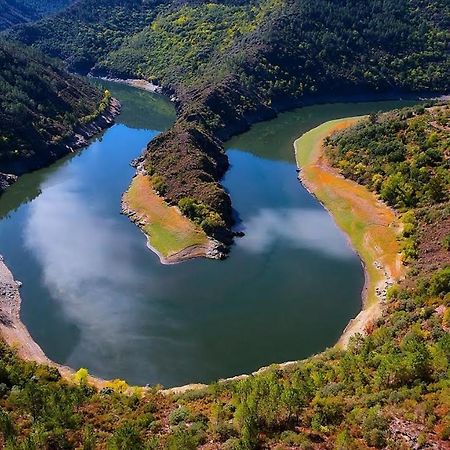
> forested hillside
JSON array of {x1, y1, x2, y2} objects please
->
[
  {"x1": 11, "y1": 0, "x2": 450, "y2": 241},
  {"x1": 13, "y1": 0, "x2": 165, "y2": 73},
  {"x1": 0, "y1": 39, "x2": 116, "y2": 190},
  {"x1": 327, "y1": 105, "x2": 450, "y2": 211},
  {"x1": 327, "y1": 103, "x2": 450, "y2": 273},
  {"x1": 0, "y1": 0, "x2": 71, "y2": 31},
  {"x1": 0, "y1": 104, "x2": 449, "y2": 450}
]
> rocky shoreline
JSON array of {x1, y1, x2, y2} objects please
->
[
  {"x1": 0, "y1": 97, "x2": 121, "y2": 194},
  {"x1": 0, "y1": 256, "x2": 108, "y2": 388}
]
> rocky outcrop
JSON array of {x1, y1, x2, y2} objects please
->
[
  {"x1": 0, "y1": 172, "x2": 17, "y2": 193},
  {"x1": 61, "y1": 97, "x2": 121, "y2": 155}
]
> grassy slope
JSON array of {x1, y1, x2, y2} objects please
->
[
  {"x1": 295, "y1": 118, "x2": 404, "y2": 310},
  {"x1": 123, "y1": 174, "x2": 210, "y2": 262}
]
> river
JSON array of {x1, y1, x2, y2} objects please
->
[{"x1": 0, "y1": 81, "x2": 420, "y2": 387}]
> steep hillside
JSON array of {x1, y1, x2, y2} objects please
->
[
  {"x1": 0, "y1": 39, "x2": 119, "y2": 191},
  {"x1": 12, "y1": 0, "x2": 450, "y2": 243},
  {"x1": 0, "y1": 0, "x2": 71, "y2": 31},
  {"x1": 327, "y1": 103, "x2": 450, "y2": 276},
  {"x1": 12, "y1": 0, "x2": 165, "y2": 73}
]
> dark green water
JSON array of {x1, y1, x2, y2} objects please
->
[{"x1": 0, "y1": 83, "x2": 419, "y2": 386}]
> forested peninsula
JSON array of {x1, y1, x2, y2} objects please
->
[{"x1": 11, "y1": 0, "x2": 449, "y2": 247}]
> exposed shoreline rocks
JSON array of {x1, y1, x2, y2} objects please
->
[{"x1": 0, "y1": 97, "x2": 121, "y2": 194}]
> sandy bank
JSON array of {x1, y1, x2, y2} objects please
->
[
  {"x1": 0, "y1": 256, "x2": 107, "y2": 388},
  {"x1": 97, "y1": 77, "x2": 162, "y2": 94},
  {"x1": 122, "y1": 173, "x2": 224, "y2": 264},
  {"x1": 294, "y1": 117, "x2": 404, "y2": 347}
]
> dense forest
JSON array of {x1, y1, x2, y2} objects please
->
[
  {"x1": 0, "y1": 39, "x2": 114, "y2": 190},
  {"x1": 0, "y1": 0, "x2": 71, "y2": 31},
  {"x1": 0, "y1": 104, "x2": 449, "y2": 449},
  {"x1": 11, "y1": 0, "x2": 450, "y2": 240},
  {"x1": 327, "y1": 104, "x2": 450, "y2": 211}
]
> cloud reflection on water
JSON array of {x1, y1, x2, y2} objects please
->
[
  {"x1": 238, "y1": 208, "x2": 354, "y2": 259},
  {"x1": 23, "y1": 178, "x2": 153, "y2": 363}
]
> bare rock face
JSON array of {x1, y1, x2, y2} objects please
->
[
  {"x1": 0, "y1": 172, "x2": 17, "y2": 193},
  {"x1": 390, "y1": 417, "x2": 450, "y2": 449}
]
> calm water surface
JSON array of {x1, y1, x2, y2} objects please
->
[{"x1": 0, "y1": 83, "x2": 419, "y2": 386}]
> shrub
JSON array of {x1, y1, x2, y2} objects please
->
[
  {"x1": 169, "y1": 406, "x2": 190, "y2": 425},
  {"x1": 74, "y1": 368, "x2": 89, "y2": 386},
  {"x1": 107, "y1": 379, "x2": 129, "y2": 394},
  {"x1": 0, "y1": 408, "x2": 15, "y2": 442},
  {"x1": 429, "y1": 267, "x2": 450, "y2": 296},
  {"x1": 151, "y1": 175, "x2": 167, "y2": 195},
  {"x1": 362, "y1": 409, "x2": 388, "y2": 448},
  {"x1": 108, "y1": 423, "x2": 143, "y2": 450},
  {"x1": 83, "y1": 426, "x2": 97, "y2": 450},
  {"x1": 166, "y1": 426, "x2": 200, "y2": 450},
  {"x1": 280, "y1": 430, "x2": 312, "y2": 448},
  {"x1": 442, "y1": 234, "x2": 450, "y2": 251},
  {"x1": 178, "y1": 197, "x2": 225, "y2": 232}
]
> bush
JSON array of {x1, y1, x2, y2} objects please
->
[
  {"x1": 169, "y1": 406, "x2": 190, "y2": 425},
  {"x1": 429, "y1": 267, "x2": 450, "y2": 296},
  {"x1": 362, "y1": 409, "x2": 388, "y2": 448},
  {"x1": 0, "y1": 408, "x2": 15, "y2": 442},
  {"x1": 178, "y1": 197, "x2": 225, "y2": 232},
  {"x1": 280, "y1": 430, "x2": 312, "y2": 448},
  {"x1": 151, "y1": 175, "x2": 167, "y2": 195},
  {"x1": 166, "y1": 426, "x2": 200, "y2": 450},
  {"x1": 442, "y1": 234, "x2": 450, "y2": 251},
  {"x1": 108, "y1": 423, "x2": 143, "y2": 450},
  {"x1": 74, "y1": 368, "x2": 89, "y2": 386}
]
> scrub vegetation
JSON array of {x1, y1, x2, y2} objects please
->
[{"x1": 327, "y1": 103, "x2": 450, "y2": 272}]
